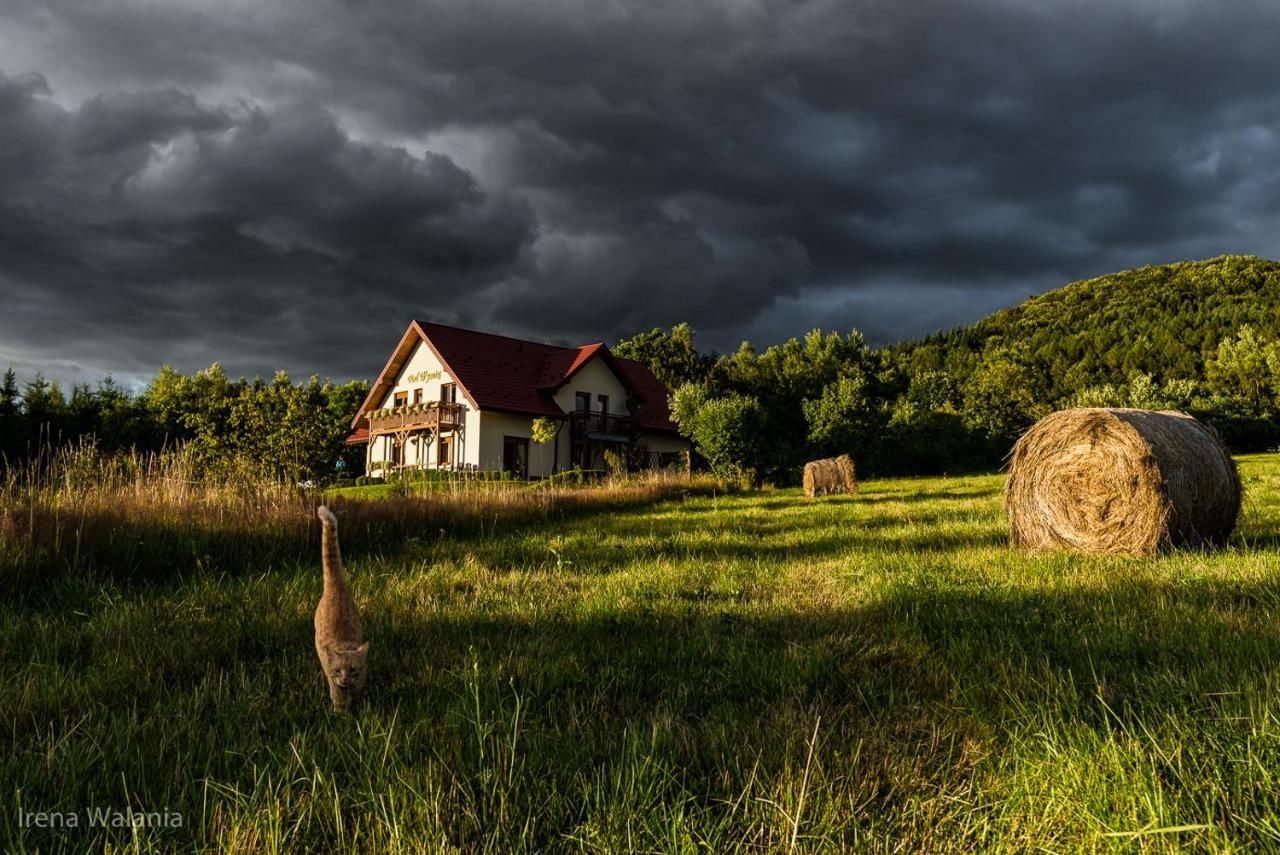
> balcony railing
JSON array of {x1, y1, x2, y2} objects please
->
[
  {"x1": 366, "y1": 401, "x2": 465, "y2": 434},
  {"x1": 568, "y1": 409, "x2": 634, "y2": 439}
]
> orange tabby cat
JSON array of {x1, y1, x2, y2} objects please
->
[{"x1": 315, "y1": 506, "x2": 368, "y2": 710}]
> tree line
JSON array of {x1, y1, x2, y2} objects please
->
[
  {"x1": 0, "y1": 365, "x2": 367, "y2": 482},
  {"x1": 4, "y1": 255, "x2": 1278, "y2": 484}
]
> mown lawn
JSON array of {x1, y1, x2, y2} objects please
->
[{"x1": 4, "y1": 455, "x2": 1280, "y2": 852}]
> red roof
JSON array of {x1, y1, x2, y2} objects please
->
[
  {"x1": 418, "y1": 322, "x2": 566, "y2": 418},
  {"x1": 537, "y1": 342, "x2": 604, "y2": 389},
  {"x1": 344, "y1": 426, "x2": 369, "y2": 444},
  {"x1": 351, "y1": 322, "x2": 680, "y2": 434}
]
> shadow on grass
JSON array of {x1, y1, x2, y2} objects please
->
[
  {"x1": 362, "y1": 575, "x2": 1280, "y2": 727},
  {"x1": 1232, "y1": 526, "x2": 1280, "y2": 551},
  {"x1": 440, "y1": 527, "x2": 1010, "y2": 573},
  {"x1": 853, "y1": 485, "x2": 1005, "y2": 505},
  {"x1": 8, "y1": 572, "x2": 1280, "y2": 851}
]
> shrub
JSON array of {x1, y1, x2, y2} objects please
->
[{"x1": 689, "y1": 394, "x2": 764, "y2": 484}]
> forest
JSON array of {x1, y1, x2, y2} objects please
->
[{"x1": 3, "y1": 255, "x2": 1279, "y2": 483}]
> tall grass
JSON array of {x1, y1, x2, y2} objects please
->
[{"x1": 0, "y1": 441, "x2": 720, "y2": 595}]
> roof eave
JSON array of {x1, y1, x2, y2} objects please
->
[
  {"x1": 350, "y1": 324, "x2": 421, "y2": 429},
  {"x1": 350, "y1": 321, "x2": 485, "y2": 428}
]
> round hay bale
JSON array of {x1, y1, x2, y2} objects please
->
[
  {"x1": 803, "y1": 454, "x2": 858, "y2": 498},
  {"x1": 1006, "y1": 408, "x2": 1241, "y2": 556}
]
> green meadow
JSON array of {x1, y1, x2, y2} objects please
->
[{"x1": 4, "y1": 455, "x2": 1280, "y2": 852}]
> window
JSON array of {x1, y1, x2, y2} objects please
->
[
  {"x1": 441, "y1": 382, "x2": 457, "y2": 403},
  {"x1": 437, "y1": 434, "x2": 453, "y2": 467},
  {"x1": 413, "y1": 388, "x2": 423, "y2": 405},
  {"x1": 575, "y1": 391, "x2": 591, "y2": 412},
  {"x1": 502, "y1": 436, "x2": 529, "y2": 479},
  {"x1": 597, "y1": 394, "x2": 609, "y2": 414},
  {"x1": 394, "y1": 391, "x2": 408, "y2": 407}
]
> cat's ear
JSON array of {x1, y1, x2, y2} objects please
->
[
  {"x1": 322, "y1": 645, "x2": 341, "y2": 664},
  {"x1": 354, "y1": 642, "x2": 370, "y2": 656}
]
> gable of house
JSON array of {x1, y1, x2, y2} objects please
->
[{"x1": 549, "y1": 353, "x2": 630, "y2": 416}]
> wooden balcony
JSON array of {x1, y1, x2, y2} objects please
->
[
  {"x1": 367, "y1": 401, "x2": 465, "y2": 435},
  {"x1": 568, "y1": 410, "x2": 634, "y2": 440}
]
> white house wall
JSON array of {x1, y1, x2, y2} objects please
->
[
  {"x1": 368, "y1": 340, "x2": 481, "y2": 470},
  {"x1": 478, "y1": 411, "x2": 559, "y2": 478},
  {"x1": 377, "y1": 341, "x2": 453, "y2": 408},
  {"x1": 636, "y1": 432, "x2": 687, "y2": 456},
  {"x1": 551, "y1": 356, "x2": 630, "y2": 417}
]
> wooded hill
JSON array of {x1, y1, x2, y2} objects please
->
[{"x1": 891, "y1": 255, "x2": 1280, "y2": 402}]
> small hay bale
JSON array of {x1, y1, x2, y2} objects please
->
[
  {"x1": 1006, "y1": 408, "x2": 1240, "y2": 556},
  {"x1": 803, "y1": 454, "x2": 858, "y2": 498}
]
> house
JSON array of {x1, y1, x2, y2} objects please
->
[{"x1": 345, "y1": 321, "x2": 690, "y2": 478}]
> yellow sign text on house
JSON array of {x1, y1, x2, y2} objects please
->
[{"x1": 404, "y1": 370, "x2": 442, "y2": 384}]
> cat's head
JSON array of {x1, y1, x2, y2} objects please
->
[{"x1": 323, "y1": 642, "x2": 369, "y2": 709}]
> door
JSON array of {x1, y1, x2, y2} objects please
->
[{"x1": 502, "y1": 436, "x2": 529, "y2": 479}]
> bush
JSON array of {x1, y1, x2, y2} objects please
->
[
  {"x1": 385, "y1": 468, "x2": 515, "y2": 487},
  {"x1": 689, "y1": 394, "x2": 765, "y2": 484},
  {"x1": 881, "y1": 402, "x2": 992, "y2": 475},
  {"x1": 1191, "y1": 396, "x2": 1280, "y2": 453}
]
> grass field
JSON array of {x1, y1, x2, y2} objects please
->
[{"x1": 3, "y1": 454, "x2": 1280, "y2": 852}]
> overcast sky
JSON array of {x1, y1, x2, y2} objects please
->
[{"x1": 3, "y1": 0, "x2": 1279, "y2": 387}]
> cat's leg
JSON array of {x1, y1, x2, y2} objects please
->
[{"x1": 328, "y1": 680, "x2": 350, "y2": 711}]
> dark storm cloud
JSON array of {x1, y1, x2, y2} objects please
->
[
  {"x1": 0, "y1": 70, "x2": 534, "y2": 379},
  {"x1": 3, "y1": 0, "x2": 1280, "y2": 379}
]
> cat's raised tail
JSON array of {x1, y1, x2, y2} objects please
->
[{"x1": 317, "y1": 505, "x2": 347, "y2": 591}]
